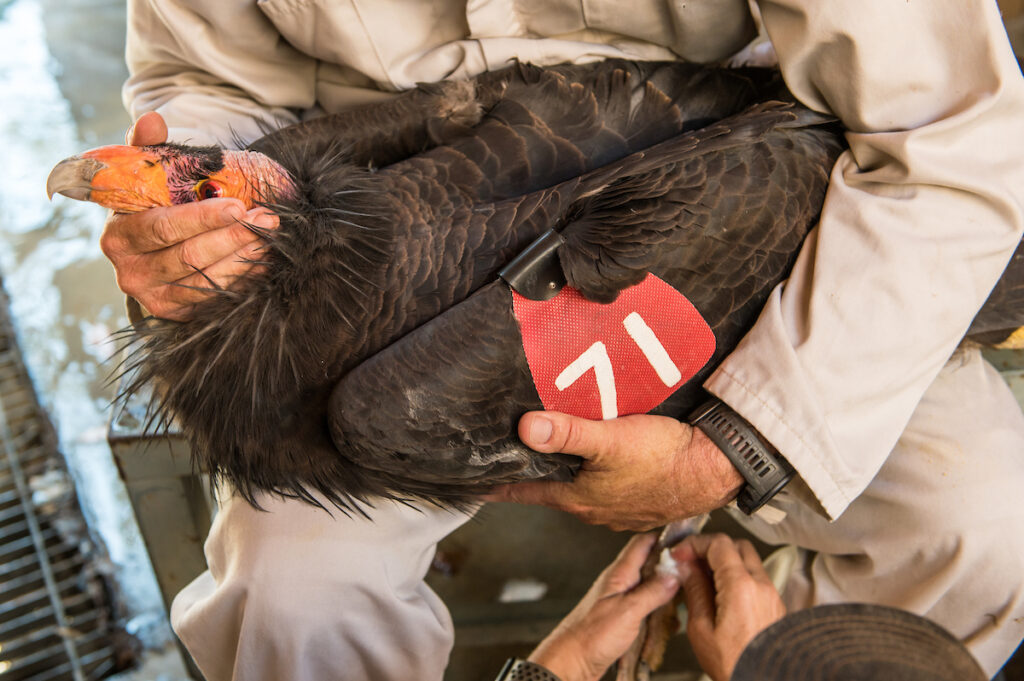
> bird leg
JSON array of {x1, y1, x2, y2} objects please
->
[{"x1": 616, "y1": 514, "x2": 710, "y2": 681}]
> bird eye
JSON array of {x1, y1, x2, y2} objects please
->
[{"x1": 195, "y1": 180, "x2": 223, "y2": 201}]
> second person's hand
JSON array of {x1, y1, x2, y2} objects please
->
[
  {"x1": 672, "y1": 533, "x2": 786, "y2": 681},
  {"x1": 527, "y1": 533, "x2": 681, "y2": 681}
]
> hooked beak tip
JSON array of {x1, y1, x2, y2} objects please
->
[{"x1": 46, "y1": 156, "x2": 105, "y2": 202}]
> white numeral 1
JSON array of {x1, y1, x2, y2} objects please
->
[
  {"x1": 553, "y1": 312, "x2": 683, "y2": 420},
  {"x1": 622, "y1": 312, "x2": 682, "y2": 387},
  {"x1": 555, "y1": 341, "x2": 618, "y2": 419}
]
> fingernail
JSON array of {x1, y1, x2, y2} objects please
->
[
  {"x1": 221, "y1": 205, "x2": 244, "y2": 222},
  {"x1": 660, "y1": 574, "x2": 679, "y2": 590},
  {"x1": 528, "y1": 416, "x2": 553, "y2": 445},
  {"x1": 249, "y1": 212, "x2": 279, "y2": 230},
  {"x1": 676, "y1": 560, "x2": 692, "y2": 581}
]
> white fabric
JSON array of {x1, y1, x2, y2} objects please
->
[
  {"x1": 170, "y1": 491, "x2": 472, "y2": 681},
  {"x1": 122, "y1": 0, "x2": 1024, "y2": 677}
]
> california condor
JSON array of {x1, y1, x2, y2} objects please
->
[{"x1": 46, "y1": 60, "x2": 1024, "y2": 511}]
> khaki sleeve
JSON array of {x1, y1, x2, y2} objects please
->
[
  {"x1": 122, "y1": 0, "x2": 317, "y2": 146},
  {"x1": 707, "y1": 0, "x2": 1024, "y2": 519}
]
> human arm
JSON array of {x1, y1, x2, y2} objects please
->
[
  {"x1": 123, "y1": 0, "x2": 317, "y2": 146},
  {"x1": 672, "y1": 533, "x2": 786, "y2": 681},
  {"x1": 514, "y1": 534, "x2": 681, "y2": 681},
  {"x1": 709, "y1": 0, "x2": 1024, "y2": 517}
]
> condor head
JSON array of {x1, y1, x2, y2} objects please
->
[{"x1": 46, "y1": 143, "x2": 295, "y2": 212}]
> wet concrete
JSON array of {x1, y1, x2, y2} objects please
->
[{"x1": 0, "y1": 0, "x2": 187, "y2": 677}]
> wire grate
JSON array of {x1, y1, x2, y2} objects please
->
[{"x1": 0, "y1": 281, "x2": 132, "y2": 680}]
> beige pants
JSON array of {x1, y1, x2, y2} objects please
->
[
  {"x1": 171, "y1": 495, "x2": 473, "y2": 681},
  {"x1": 734, "y1": 347, "x2": 1024, "y2": 676}
]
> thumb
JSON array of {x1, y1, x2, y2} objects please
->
[
  {"x1": 126, "y1": 111, "x2": 168, "y2": 146},
  {"x1": 518, "y1": 411, "x2": 614, "y2": 460},
  {"x1": 622, "y1": 573, "x2": 680, "y2": 621}
]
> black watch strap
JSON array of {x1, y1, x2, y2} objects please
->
[
  {"x1": 689, "y1": 399, "x2": 795, "y2": 515},
  {"x1": 494, "y1": 659, "x2": 562, "y2": 681}
]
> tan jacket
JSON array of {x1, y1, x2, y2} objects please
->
[
  {"x1": 124, "y1": 0, "x2": 1024, "y2": 520},
  {"x1": 124, "y1": 0, "x2": 756, "y2": 144}
]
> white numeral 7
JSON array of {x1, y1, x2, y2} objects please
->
[
  {"x1": 555, "y1": 341, "x2": 618, "y2": 419},
  {"x1": 554, "y1": 312, "x2": 682, "y2": 420}
]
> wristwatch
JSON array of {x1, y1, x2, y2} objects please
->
[
  {"x1": 494, "y1": 659, "x2": 562, "y2": 681},
  {"x1": 688, "y1": 398, "x2": 795, "y2": 514}
]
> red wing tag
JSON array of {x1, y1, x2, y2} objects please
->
[{"x1": 512, "y1": 274, "x2": 715, "y2": 420}]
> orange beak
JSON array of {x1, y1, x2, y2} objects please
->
[{"x1": 47, "y1": 145, "x2": 172, "y2": 213}]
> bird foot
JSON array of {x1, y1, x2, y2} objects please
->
[{"x1": 616, "y1": 515, "x2": 711, "y2": 681}]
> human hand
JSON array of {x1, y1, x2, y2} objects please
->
[
  {"x1": 672, "y1": 533, "x2": 785, "y2": 681},
  {"x1": 484, "y1": 411, "x2": 743, "y2": 531},
  {"x1": 99, "y1": 112, "x2": 278, "y2": 321},
  {"x1": 527, "y1": 534, "x2": 680, "y2": 681}
]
